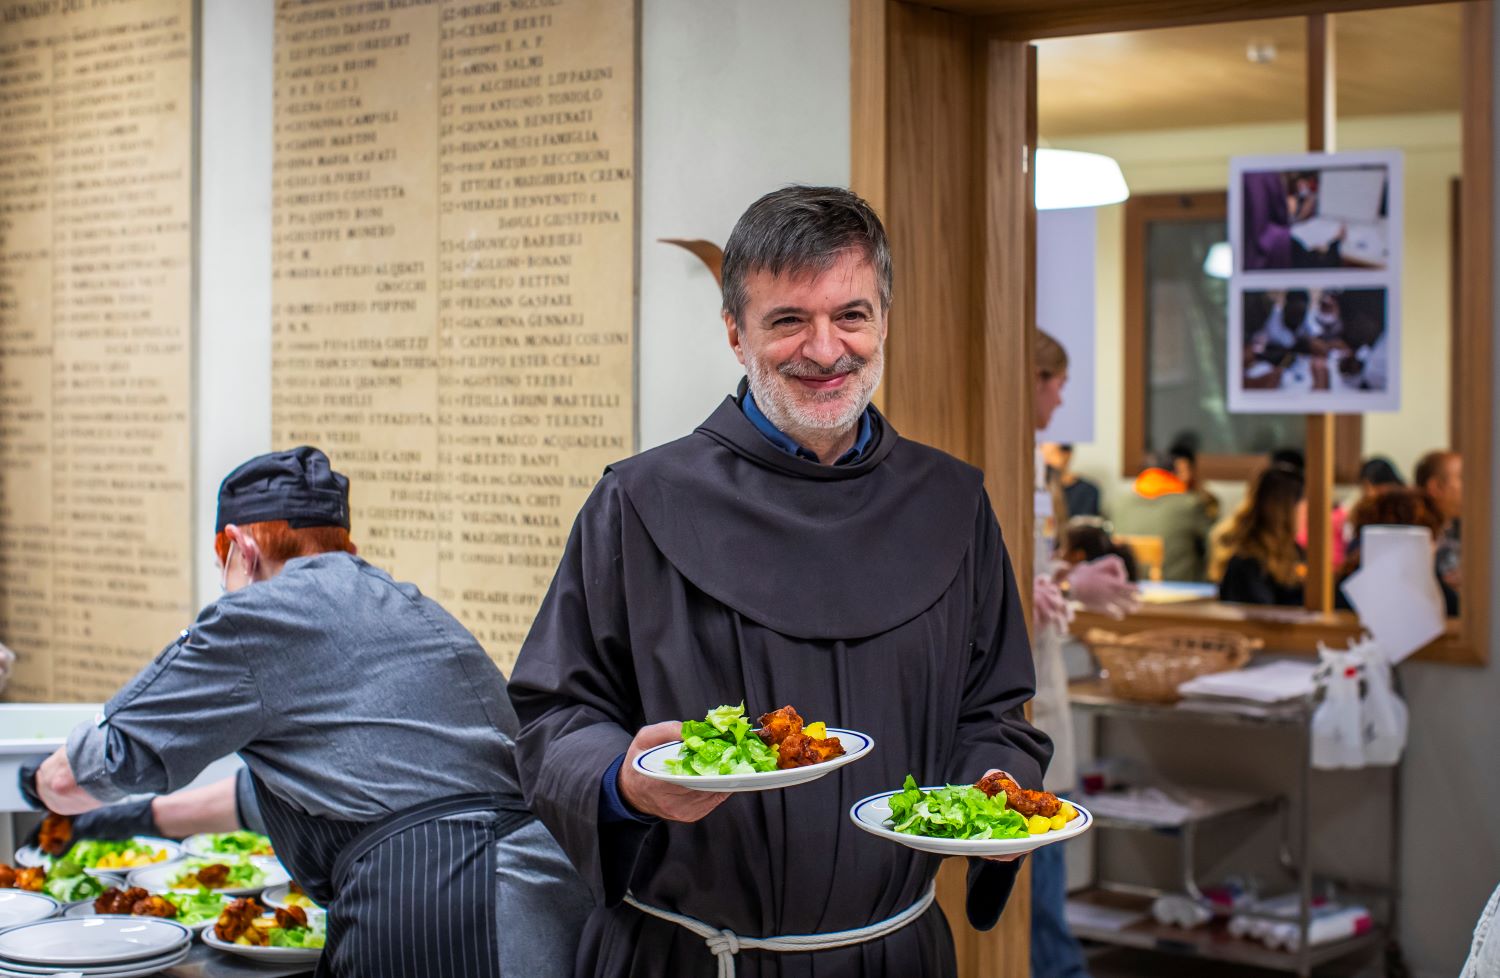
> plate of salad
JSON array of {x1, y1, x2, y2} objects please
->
[
  {"x1": 203, "y1": 898, "x2": 325, "y2": 965},
  {"x1": 183, "y1": 831, "x2": 275, "y2": 861},
  {"x1": 126, "y1": 858, "x2": 287, "y2": 897},
  {"x1": 16, "y1": 837, "x2": 180, "y2": 877},
  {"x1": 0, "y1": 855, "x2": 116, "y2": 904},
  {"x1": 65, "y1": 886, "x2": 233, "y2": 932},
  {"x1": 260, "y1": 882, "x2": 323, "y2": 914},
  {"x1": 849, "y1": 775, "x2": 1093, "y2": 857},
  {"x1": 633, "y1": 703, "x2": 873, "y2": 793}
]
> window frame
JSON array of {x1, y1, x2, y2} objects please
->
[{"x1": 1121, "y1": 189, "x2": 1363, "y2": 484}]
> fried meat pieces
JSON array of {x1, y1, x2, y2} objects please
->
[
  {"x1": 973, "y1": 770, "x2": 1061, "y2": 818},
  {"x1": 755, "y1": 706, "x2": 845, "y2": 771},
  {"x1": 213, "y1": 898, "x2": 306, "y2": 945},
  {"x1": 37, "y1": 814, "x2": 73, "y2": 858},
  {"x1": 94, "y1": 886, "x2": 177, "y2": 919},
  {"x1": 214, "y1": 897, "x2": 264, "y2": 943}
]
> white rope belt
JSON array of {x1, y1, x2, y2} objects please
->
[{"x1": 623, "y1": 883, "x2": 937, "y2": 978}]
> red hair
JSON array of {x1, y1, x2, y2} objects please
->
[{"x1": 214, "y1": 520, "x2": 355, "y2": 566}]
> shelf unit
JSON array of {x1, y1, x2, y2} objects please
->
[{"x1": 1068, "y1": 679, "x2": 1403, "y2": 978}]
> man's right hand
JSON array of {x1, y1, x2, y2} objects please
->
[{"x1": 618, "y1": 721, "x2": 730, "y2": 823}]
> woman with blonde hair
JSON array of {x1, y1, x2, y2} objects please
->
[{"x1": 1218, "y1": 464, "x2": 1306, "y2": 606}]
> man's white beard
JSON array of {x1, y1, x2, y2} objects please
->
[{"x1": 745, "y1": 347, "x2": 884, "y2": 440}]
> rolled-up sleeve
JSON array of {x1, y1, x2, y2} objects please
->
[{"x1": 67, "y1": 602, "x2": 266, "y2": 804}]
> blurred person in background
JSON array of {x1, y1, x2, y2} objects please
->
[
  {"x1": 1218, "y1": 464, "x2": 1307, "y2": 607},
  {"x1": 1110, "y1": 453, "x2": 1212, "y2": 582},
  {"x1": 1414, "y1": 450, "x2": 1462, "y2": 591},
  {"x1": 1168, "y1": 440, "x2": 1220, "y2": 522},
  {"x1": 1031, "y1": 331, "x2": 1137, "y2": 978},
  {"x1": 1337, "y1": 486, "x2": 1459, "y2": 617},
  {"x1": 1041, "y1": 442, "x2": 1101, "y2": 520}
]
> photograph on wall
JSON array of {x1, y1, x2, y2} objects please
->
[
  {"x1": 1228, "y1": 283, "x2": 1398, "y2": 413},
  {"x1": 1229, "y1": 151, "x2": 1403, "y2": 275}
]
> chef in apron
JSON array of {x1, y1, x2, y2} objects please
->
[{"x1": 25, "y1": 446, "x2": 591, "y2": 978}]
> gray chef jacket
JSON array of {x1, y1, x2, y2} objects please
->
[{"x1": 67, "y1": 551, "x2": 527, "y2": 821}]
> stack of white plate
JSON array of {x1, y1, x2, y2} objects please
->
[
  {"x1": 0, "y1": 917, "x2": 192, "y2": 978},
  {"x1": 0, "y1": 892, "x2": 58, "y2": 931}
]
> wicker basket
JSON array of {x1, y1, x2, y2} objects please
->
[{"x1": 1083, "y1": 628, "x2": 1262, "y2": 703}]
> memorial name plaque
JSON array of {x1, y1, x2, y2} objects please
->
[
  {"x1": 0, "y1": 0, "x2": 195, "y2": 702},
  {"x1": 272, "y1": 0, "x2": 637, "y2": 672}
]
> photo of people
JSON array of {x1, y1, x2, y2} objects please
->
[
  {"x1": 1230, "y1": 286, "x2": 1398, "y2": 413},
  {"x1": 1230, "y1": 152, "x2": 1401, "y2": 274}
]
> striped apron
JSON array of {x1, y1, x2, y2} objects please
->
[{"x1": 251, "y1": 774, "x2": 534, "y2": 978}]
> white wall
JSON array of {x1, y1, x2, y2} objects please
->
[
  {"x1": 189, "y1": 0, "x2": 852, "y2": 600},
  {"x1": 637, "y1": 0, "x2": 851, "y2": 451},
  {"x1": 1395, "y1": 18, "x2": 1500, "y2": 972},
  {"x1": 194, "y1": 0, "x2": 275, "y2": 605}
]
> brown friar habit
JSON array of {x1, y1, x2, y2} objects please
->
[{"x1": 509, "y1": 388, "x2": 1052, "y2": 978}]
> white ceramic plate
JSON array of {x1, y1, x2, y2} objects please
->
[
  {"x1": 201, "y1": 922, "x2": 323, "y2": 965},
  {"x1": 0, "y1": 892, "x2": 57, "y2": 930},
  {"x1": 258, "y1": 883, "x2": 323, "y2": 915},
  {"x1": 125, "y1": 859, "x2": 287, "y2": 898},
  {"x1": 15, "y1": 839, "x2": 180, "y2": 879},
  {"x1": 0, "y1": 941, "x2": 189, "y2": 977},
  {"x1": 849, "y1": 789, "x2": 1093, "y2": 857},
  {"x1": 180, "y1": 833, "x2": 276, "y2": 862},
  {"x1": 633, "y1": 728, "x2": 874, "y2": 793},
  {"x1": 0, "y1": 916, "x2": 189, "y2": 966},
  {"x1": 62, "y1": 892, "x2": 231, "y2": 934}
]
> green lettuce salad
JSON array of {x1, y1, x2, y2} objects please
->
[
  {"x1": 171, "y1": 859, "x2": 264, "y2": 890},
  {"x1": 164, "y1": 888, "x2": 232, "y2": 926},
  {"x1": 59, "y1": 838, "x2": 167, "y2": 869},
  {"x1": 663, "y1": 703, "x2": 779, "y2": 776},
  {"x1": 42, "y1": 859, "x2": 105, "y2": 903},
  {"x1": 886, "y1": 775, "x2": 1029, "y2": 840},
  {"x1": 267, "y1": 919, "x2": 326, "y2": 949},
  {"x1": 198, "y1": 831, "x2": 274, "y2": 857}
]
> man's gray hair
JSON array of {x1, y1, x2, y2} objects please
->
[{"x1": 720, "y1": 185, "x2": 893, "y2": 327}]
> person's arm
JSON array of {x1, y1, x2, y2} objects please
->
[
  {"x1": 508, "y1": 476, "x2": 721, "y2": 907},
  {"x1": 151, "y1": 776, "x2": 243, "y2": 838},
  {"x1": 57, "y1": 603, "x2": 266, "y2": 811},
  {"x1": 951, "y1": 492, "x2": 1055, "y2": 930}
]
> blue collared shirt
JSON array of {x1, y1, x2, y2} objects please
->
[
  {"x1": 597, "y1": 389, "x2": 877, "y2": 826},
  {"x1": 742, "y1": 390, "x2": 874, "y2": 465}
]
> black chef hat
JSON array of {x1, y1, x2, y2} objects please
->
[{"x1": 215, "y1": 446, "x2": 350, "y2": 533}]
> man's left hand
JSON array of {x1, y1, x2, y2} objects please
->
[{"x1": 32, "y1": 748, "x2": 102, "y2": 816}]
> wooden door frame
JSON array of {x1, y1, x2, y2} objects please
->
[{"x1": 853, "y1": 0, "x2": 1491, "y2": 973}]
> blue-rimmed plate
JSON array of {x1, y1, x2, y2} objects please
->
[
  {"x1": 633, "y1": 728, "x2": 874, "y2": 793},
  {"x1": 849, "y1": 789, "x2": 1093, "y2": 857}
]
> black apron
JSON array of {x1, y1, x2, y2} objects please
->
[{"x1": 250, "y1": 773, "x2": 534, "y2": 978}]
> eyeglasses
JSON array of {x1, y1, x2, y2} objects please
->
[
  {"x1": 219, "y1": 540, "x2": 236, "y2": 592},
  {"x1": 219, "y1": 540, "x2": 256, "y2": 592}
]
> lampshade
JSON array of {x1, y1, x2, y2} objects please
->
[
  {"x1": 1034, "y1": 148, "x2": 1129, "y2": 210},
  {"x1": 1203, "y1": 240, "x2": 1233, "y2": 279}
]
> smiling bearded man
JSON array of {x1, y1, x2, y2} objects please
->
[{"x1": 509, "y1": 185, "x2": 1051, "y2": 978}]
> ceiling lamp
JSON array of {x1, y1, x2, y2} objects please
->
[
  {"x1": 1034, "y1": 148, "x2": 1130, "y2": 210},
  {"x1": 1203, "y1": 240, "x2": 1233, "y2": 279}
]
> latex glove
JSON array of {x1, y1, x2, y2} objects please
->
[
  {"x1": 1033, "y1": 574, "x2": 1073, "y2": 632},
  {"x1": 1067, "y1": 555, "x2": 1141, "y2": 619},
  {"x1": 22, "y1": 798, "x2": 160, "y2": 856}
]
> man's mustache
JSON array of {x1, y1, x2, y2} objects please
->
[{"x1": 778, "y1": 354, "x2": 867, "y2": 379}]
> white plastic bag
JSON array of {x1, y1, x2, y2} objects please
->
[
  {"x1": 1353, "y1": 638, "x2": 1407, "y2": 766},
  {"x1": 1311, "y1": 644, "x2": 1365, "y2": 770}
]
